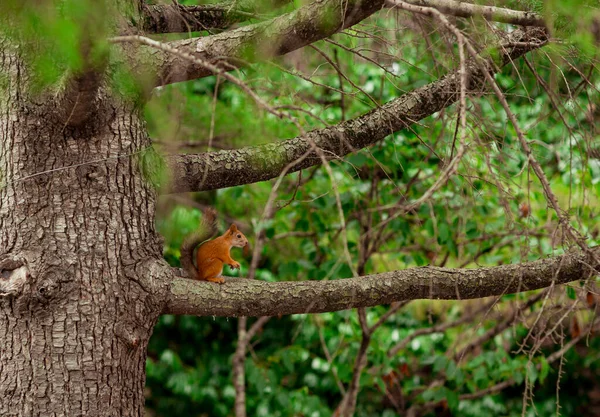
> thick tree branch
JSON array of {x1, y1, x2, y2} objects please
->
[
  {"x1": 141, "y1": 4, "x2": 247, "y2": 33},
  {"x1": 165, "y1": 27, "x2": 548, "y2": 193},
  {"x1": 55, "y1": 70, "x2": 103, "y2": 127},
  {"x1": 55, "y1": 39, "x2": 106, "y2": 127},
  {"x1": 399, "y1": 0, "x2": 545, "y2": 27},
  {"x1": 163, "y1": 247, "x2": 599, "y2": 317},
  {"x1": 148, "y1": 0, "x2": 386, "y2": 86},
  {"x1": 140, "y1": 0, "x2": 293, "y2": 33}
]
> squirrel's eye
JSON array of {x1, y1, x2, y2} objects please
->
[{"x1": 237, "y1": 234, "x2": 241, "y2": 238}]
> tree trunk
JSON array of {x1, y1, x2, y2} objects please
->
[{"x1": 0, "y1": 43, "x2": 166, "y2": 416}]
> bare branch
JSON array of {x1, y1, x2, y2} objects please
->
[
  {"x1": 452, "y1": 290, "x2": 548, "y2": 362},
  {"x1": 399, "y1": 0, "x2": 545, "y2": 27},
  {"x1": 111, "y1": 35, "x2": 290, "y2": 120},
  {"x1": 247, "y1": 316, "x2": 270, "y2": 340},
  {"x1": 233, "y1": 317, "x2": 248, "y2": 417},
  {"x1": 318, "y1": 324, "x2": 347, "y2": 395},
  {"x1": 163, "y1": 246, "x2": 599, "y2": 317},
  {"x1": 338, "y1": 322, "x2": 370, "y2": 417},
  {"x1": 165, "y1": 27, "x2": 548, "y2": 193},
  {"x1": 387, "y1": 298, "x2": 497, "y2": 357}
]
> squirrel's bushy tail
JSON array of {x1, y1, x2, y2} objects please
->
[{"x1": 180, "y1": 208, "x2": 218, "y2": 279}]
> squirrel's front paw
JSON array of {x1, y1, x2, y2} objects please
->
[{"x1": 229, "y1": 262, "x2": 241, "y2": 270}]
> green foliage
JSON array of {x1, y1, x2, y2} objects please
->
[
  {"x1": 138, "y1": 146, "x2": 169, "y2": 189},
  {"x1": 108, "y1": 52, "x2": 148, "y2": 106},
  {"x1": 544, "y1": 0, "x2": 600, "y2": 54},
  {"x1": 0, "y1": 0, "x2": 114, "y2": 93}
]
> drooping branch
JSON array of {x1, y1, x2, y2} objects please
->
[
  {"x1": 409, "y1": 313, "x2": 600, "y2": 415},
  {"x1": 398, "y1": 0, "x2": 545, "y2": 27},
  {"x1": 165, "y1": 27, "x2": 548, "y2": 193},
  {"x1": 147, "y1": 0, "x2": 386, "y2": 86},
  {"x1": 163, "y1": 247, "x2": 599, "y2": 317}
]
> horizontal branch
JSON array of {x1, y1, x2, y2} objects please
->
[
  {"x1": 399, "y1": 0, "x2": 546, "y2": 27},
  {"x1": 148, "y1": 0, "x2": 386, "y2": 86},
  {"x1": 140, "y1": 0, "x2": 290, "y2": 33},
  {"x1": 140, "y1": 0, "x2": 293, "y2": 34},
  {"x1": 165, "y1": 27, "x2": 548, "y2": 193},
  {"x1": 141, "y1": 3, "x2": 250, "y2": 33},
  {"x1": 164, "y1": 247, "x2": 599, "y2": 317}
]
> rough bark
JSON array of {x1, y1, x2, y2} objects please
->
[
  {"x1": 141, "y1": 0, "x2": 293, "y2": 33},
  {"x1": 146, "y1": 0, "x2": 386, "y2": 86},
  {"x1": 164, "y1": 246, "x2": 599, "y2": 317},
  {"x1": 166, "y1": 27, "x2": 548, "y2": 193},
  {"x1": 141, "y1": 3, "x2": 250, "y2": 33},
  {"x1": 54, "y1": 69, "x2": 104, "y2": 127},
  {"x1": 0, "y1": 40, "x2": 168, "y2": 416}
]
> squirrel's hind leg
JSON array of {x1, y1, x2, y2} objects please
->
[
  {"x1": 206, "y1": 276, "x2": 225, "y2": 284},
  {"x1": 201, "y1": 261, "x2": 225, "y2": 284}
]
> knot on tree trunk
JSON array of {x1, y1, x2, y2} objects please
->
[
  {"x1": 0, "y1": 255, "x2": 29, "y2": 297},
  {"x1": 0, "y1": 254, "x2": 78, "y2": 306},
  {"x1": 115, "y1": 318, "x2": 147, "y2": 349}
]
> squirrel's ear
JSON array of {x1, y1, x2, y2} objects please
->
[{"x1": 229, "y1": 224, "x2": 238, "y2": 233}]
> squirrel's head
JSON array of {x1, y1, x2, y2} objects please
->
[{"x1": 226, "y1": 224, "x2": 248, "y2": 248}]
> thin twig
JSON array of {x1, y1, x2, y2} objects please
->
[{"x1": 109, "y1": 35, "x2": 292, "y2": 121}]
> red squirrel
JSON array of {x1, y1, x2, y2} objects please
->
[{"x1": 180, "y1": 208, "x2": 248, "y2": 283}]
